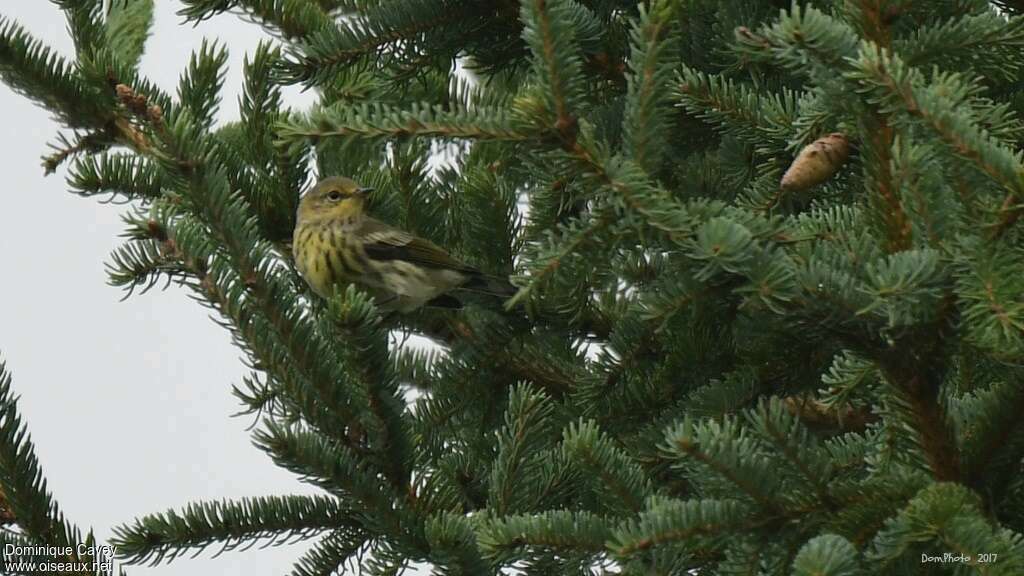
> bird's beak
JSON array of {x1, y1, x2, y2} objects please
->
[{"x1": 356, "y1": 187, "x2": 374, "y2": 196}]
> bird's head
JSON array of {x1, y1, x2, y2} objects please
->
[{"x1": 297, "y1": 176, "x2": 374, "y2": 224}]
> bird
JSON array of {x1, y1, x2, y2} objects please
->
[{"x1": 292, "y1": 176, "x2": 516, "y2": 313}]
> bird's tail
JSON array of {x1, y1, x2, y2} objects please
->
[{"x1": 459, "y1": 273, "x2": 517, "y2": 299}]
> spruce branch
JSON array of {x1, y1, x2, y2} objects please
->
[
  {"x1": 732, "y1": 5, "x2": 860, "y2": 76},
  {"x1": 104, "y1": 76, "x2": 390, "y2": 450},
  {"x1": 238, "y1": 42, "x2": 308, "y2": 242},
  {"x1": 847, "y1": 46, "x2": 1024, "y2": 238},
  {"x1": 175, "y1": 0, "x2": 235, "y2": 22},
  {"x1": 478, "y1": 510, "x2": 611, "y2": 564},
  {"x1": 509, "y1": 201, "x2": 619, "y2": 307},
  {"x1": 835, "y1": 3, "x2": 909, "y2": 253},
  {"x1": 897, "y1": 11, "x2": 1024, "y2": 81},
  {"x1": 792, "y1": 534, "x2": 862, "y2": 576},
  {"x1": 609, "y1": 498, "x2": 758, "y2": 558},
  {"x1": 69, "y1": 152, "x2": 165, "y2": 201},
  {"x1": 178, "y1": 40, "x2": 229, "y2": 131},
  {"x1": 561, "y1": 420, "x2": 651, "y2": 515},
  {"x1": 0, "y1": 361, "x2": 116, "y2": 573},
  {"x1": 747, "y1": 398, "x2": 838, "y2": 512},
  {"x1": 954, "y1": 241, "x2": 1024, "y2": 361},
  {"x1": 232, "y1": 372, "x2": 286, "y2": 422},
  {"x1": 844, "y1": 0, "x2": 895, "y2": 50},
  {"x1": 277, "y1": 102, "x2": 539, "y2": 149},
  {"x1": 660, "y1": 416, "x2": 785, "y2": 515},
  {"x1": 325, "y1": 287, "x2": 413, "y2": 489},
  {"x1": 502, "y1": 339, "x2": 581, "y2": 397},
  {"x1": 289, "y1": 527, "x2": 369, "y2": 576},
  {"x1": 84, "y1": 41, "x2": 177, "y2": 117},
  {"x1": 869, "y1": 483, "x2": 1024, "y2": 574},
  {"x1": 252, "y1": 422, "x2": 425, "y2": 553},
  {"x1": 588, "y1": 311, "x2": 663, "y2": 395},
  {"x1": 111, "y1": 495, "x2": 353, "y2": 565},
  {"x1": 519, "y1": 0, "x2": 585, "y2": 148},
  {"x1": 179, "y1": 0, "x2": 333, "y2": 41},
  {"x1": 53, "y1": 0, "x2": 105, "y2": 60},
  {"x1": 488, "y1": 384, "x2": 558, "y2": 516},
  {"x1": 105, "y1": 0, "x2": 154, "y2": 70},
  {"x1": 422, "y1": 512, "x2": 491, "y2": 574},
  {"x1": 622, "y1": 1, "x2": 678, "y2": 174},
  {"x1": 781, "y1": 395, "x2": 875, "y2": 434},
  {"x1": 878, "y1": 350, "x2": 961, "y2": 482},
  {"x1": 0, "y1": 18, "x2": 110, "y2": 129},
  {"x1": 570, "y1": 145, "x2": 707, "y2": 239},
  {"x1": 279, "y1": 0, "x2": 466, "y2": 86},
  {"x1": 675, "y1": 66, "x2": 796, "y2": 149},
  {"x1": 241, "y1": 42, "x2": 284, "y2": 160},
  {"x1": 582, "y1": 282, "x2": 714, "y2": 413},
  {"x1": 845, "y1": 132, "x2": 921, "y2": 256},
  {"x1": 407, "y1": 309, "x2": 580, "y2": 397},
  {"x1": 138, "y1": 211, "x2": 360, "y2": 441},
  {"x1": 7, "y1": 1, "x2": 1024, "y2": 574},
  {"x1": 0, "y1": 362, "x2": 74, "y2": 548},
  {"x1": 953, "y1": 376, "x2": 1024, "y2": 498},
  {"x1": 41, "y1": 130, "x2": 112, "y2": 175},
  {"x1": 106, "y1": 236, "x2": 189, "y2": 297},
  {"x1": 170, "y1": 208, "x2": 366, "y2": 442}
]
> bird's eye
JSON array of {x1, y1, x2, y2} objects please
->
[{"x1": 326, "y1": 190, "x2": 343, "y2": 201}]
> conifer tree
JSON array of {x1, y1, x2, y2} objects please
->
[
  {"x1": 0, "y1": 361, "x2": 121, "y2": 575},
  {"x1": 3, "y1": 0, "x2": 1024, "y2": 574}
]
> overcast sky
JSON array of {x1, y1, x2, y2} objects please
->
[{"x1": 0, "y1": 3, "x2": 342, "y2": 575}]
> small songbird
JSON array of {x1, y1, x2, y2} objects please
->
[{"x1": 293, "y1": 176, "x2": 516, "y2": 313}]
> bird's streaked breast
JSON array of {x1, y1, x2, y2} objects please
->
[
  {"x1": 293, "y1": 214, "x2": 473, "y2": 311},
  {"x1": 294, "y1": 221, "x2": 385, "y2": 299}
]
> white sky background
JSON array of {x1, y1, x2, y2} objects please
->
[{"x1": 0, "y1": 3, "x2": 381, "y2": 575}]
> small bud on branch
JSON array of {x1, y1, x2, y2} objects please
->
[{"x1": 780, "y1": 132, "x2": 850, "y2": 192}]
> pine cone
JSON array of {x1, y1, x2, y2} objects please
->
[{"x1": 780, "y1": 132, "x2": 850, "y2": 191}]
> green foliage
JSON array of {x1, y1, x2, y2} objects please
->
[
  {"x1": 279, "y1": 0, "x2": 471, "y2": 86},
  {"x1": 4, "y1": 0, "x2": 1024, "y2": 575},
  {"x1": 178, "y1": 40, "x2": 229, "y2": 130},
  {"x1": 622, "y1": 2, "x2": 678, "y2": 174},
  {"x1": 179, "y1": 0, "x2": 333, "y2": 40},
  {"x1": 111, "y1": 495, "x2": 351, "y2": 564},
  {"x1": 869, "y1": 483, "x2": 1024, "y2": 576},
  {"x1": 0, "y1": 17, "x2": 109, "y2": 128},
  {"x1": 105, "y1": 0, "x2": 154, "y2": 69},
  {"x1": 792, "y1": 534, "x2": 863, "y2": 576}
]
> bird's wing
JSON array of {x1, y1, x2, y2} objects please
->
[{"x1": 360, "y1": 218, "x2": 477, "y2": 273}]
